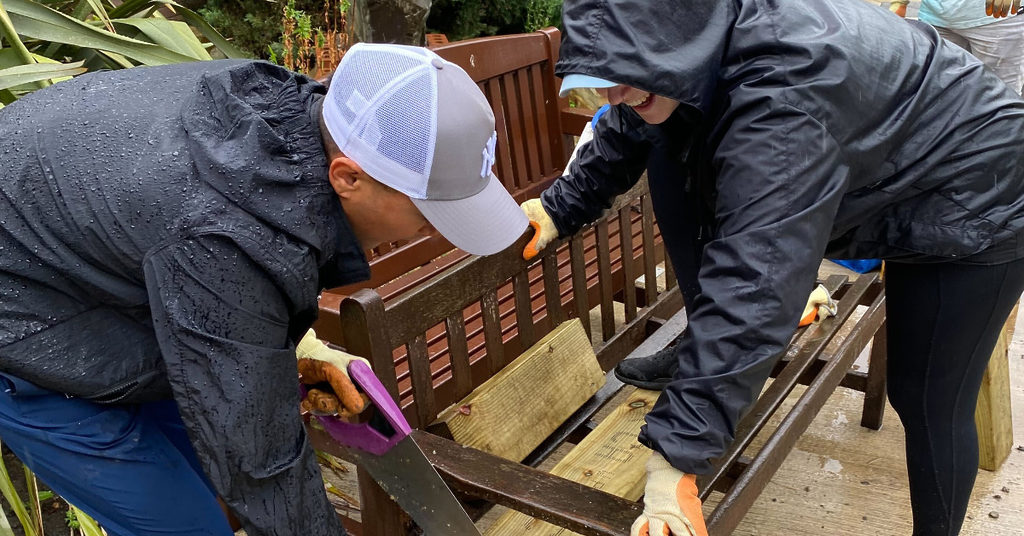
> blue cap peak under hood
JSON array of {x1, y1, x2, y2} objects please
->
[{"x1": 556, "y1": 0, "x2": 735, "y2": 116}]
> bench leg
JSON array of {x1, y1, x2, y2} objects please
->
[
  {"x1": 974, "y1": 304, "x2": 1017, "y2": 472},
  {"x1": 860, "y1": 321, "x2": 888, "y2": 430},
  {"x1": 357, "y1": 467, "x2": 412, "y2": 536}
]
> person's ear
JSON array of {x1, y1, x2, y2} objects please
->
[{"x1": 328, "y1": 156, "x2": 363, "y2": 199}]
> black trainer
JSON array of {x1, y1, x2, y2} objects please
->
[{"x1": 613, "y1": 339, "x2": 681, "y2": 390}]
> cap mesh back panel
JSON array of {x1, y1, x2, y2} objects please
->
[
  {"x1": 366, "y1": 71, "x2": 434, "y2": 178},
  {"x1": 327, "y1": 47, "x2": 436, "y2": 195}
]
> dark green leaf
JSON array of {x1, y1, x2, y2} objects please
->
[{"x1": 0, "y1": 60, "x2": 85, "y2": 91}]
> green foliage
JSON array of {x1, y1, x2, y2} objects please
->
[
  {"x1": 427, "y1": 0, "x2": 562, "y2": 41},
  {"x1": 198, "y1": 0, "x2": 284, "y2": 59},
  {"x1": 199, "y1": 0, "x2": 334, "y2": 61},
  {"x1": 0, "y1": 0, "x2": 244, "y2": 103},
  {"x1": 0, "y1": 441, "x2": 40, "y2": 536},
  {"x1": 523, "y1": 0, "x2": 560, "y2": 33}
]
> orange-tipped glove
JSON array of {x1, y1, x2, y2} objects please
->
[
  {"x1": 296, "y1": 328, "x2": 370, "y2": 416},
  {"x1": 521, "y1": 199, "x2": 558, "y2": 260},
  {"x1": 987, "y1": 0, "x2": 1020, "y2": 18},
  {"x1": 888, "y1": 0, "x2": 909, "y2": 17},
  {"x1": 631, "y1": 453, "x2": 708, "y2": 536},
  {"x1": 798, "y1": 284, "x2": 838, "y2": 327}
]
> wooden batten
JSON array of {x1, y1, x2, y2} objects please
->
[
  {"x1": 431, "y1": 319, "x2": 605, "y2": 462},
  {"x1": 975, "y1": 303, "x2": 1017, "y2": 471},
  {"x1": 485, "y1": 387, "x2": 660, "y2": 536}
]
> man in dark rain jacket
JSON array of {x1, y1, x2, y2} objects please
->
[
  {"x1": 0, "y1": 44, "x2": 527, "y2": 535},
  {"x1": 521, "y1": 0, "x2": 1024, "y2": 534}
]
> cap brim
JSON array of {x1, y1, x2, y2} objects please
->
[
  {"x1": 559, "y1": 74, "x2": 618, "y2": 98},
  {"x1": 411, "y1": 173, "x2": 529, "y2": 256}
]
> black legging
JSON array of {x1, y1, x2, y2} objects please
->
[{"x1": 885, "y1": 258, "x2": 1024, "y2": 535}]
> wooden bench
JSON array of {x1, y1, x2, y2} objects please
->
[
  {"x1": 305, "y1": 27, "x2": 1013, "y2": 535},
  {"x1": 313, "y1": 28, "x2": 599, "y2": 346},
  {"x1": 310, "y1": 174, "x2": 682, "y2": 534},
  {"x1": 308, "y1": 171, "x2": 891, "y2": 534}
]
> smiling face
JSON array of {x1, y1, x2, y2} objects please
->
[{"x1": 598, "y1": 85, "x2": 681, "y2": 124}]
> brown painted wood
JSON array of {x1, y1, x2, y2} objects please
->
[
  {"x1": 706, "y1": 288, "x2": 886, "y2": 534},
  {"x1": 513, "y1": 270, "x2": 537, "y2": 349},
  {"x1": 619, "y1": 205, "x2": 638, "y2": 322},
  {"x1": 500, "y1": 72, "x2": 530, "y2": 189},
  {"x1": 480, "y1": 288, "x2": 505, "y2": 375},
  {"x1": 861, "y1": 320, "x2": 888, "y2": 430},
  {"x1": 339, "y1": 290, "x2": 399, "y2": 400},
  {"x1": 446, "y1": 312, "x2": 474, "y2": 400},
  {"x1": 641, "y1": 195, "x2": 658, "y2": 305},
  {"x1": 542, "y1": 253, "x2": 567, "y2": 326},
  {"x1": 413, "y1": 431, "x2": 642, "y2": 536},
  {"x1": 664, "y1": 254, "x2": 677, "y2": 290},
  {"x1": 486, "y1": 77, "x2": 515, "y2": 190},
  {"x1": 406, "y1": 334, "x2": 435, "y2": 430},
  {"x1": 540, "y1": 27, "x2": 568, "y2": 162},
  {"x1": 528, "y1": 63, "x2": 555, "y2": 174},
  {"x1": 561, "y1": 106, "x2": 594, "y2": 136},
  {"x1": 570, "y1": 234, "x2": 591, "y2": 337},
  {"x1": 515, "y1": 68, "x2": 543, "y2": 181},
  {"x1": 356, "y1": 468, "x2": 412, "y2": 536},
  {"x1": 431, "y1": 32, "x2": 550, "y2": 83},
  {"x1": 596, "y1": 219, "x2": 615, "y2": 341},
  {"x1": 698, "y1": 275, "x2": 868, "y2": 501}
]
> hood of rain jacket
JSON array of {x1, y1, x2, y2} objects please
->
[
  {"x1": 0, "y1": 60, "x2": 368, "y2": 535},
  {"x1": 546, "y1": 0, "x2": 1024, "y2": 474}
]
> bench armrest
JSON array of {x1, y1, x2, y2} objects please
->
[{"x1": 561, "y1": 106, "x2": 596, "y2": 137}]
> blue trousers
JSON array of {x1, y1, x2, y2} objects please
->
[{"x1": 0, "y1": 373, "x2": 234, "y2": 536}]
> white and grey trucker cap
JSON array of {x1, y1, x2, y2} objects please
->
[{"x1": 322, "y1": 43, "x2": 528, "y2": 256}]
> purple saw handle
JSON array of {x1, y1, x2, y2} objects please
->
[{"x1": 309, "y1": 360, "x2": 411, "y2": 456}]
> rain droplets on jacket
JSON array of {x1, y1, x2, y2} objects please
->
[
  {"x1": 0, "y1": 60, "x2": 369, "y2": 535},
  {"x1": 545, "y1": 0, "x2": 1024, "y2": 473}
]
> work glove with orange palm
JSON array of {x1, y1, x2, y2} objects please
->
[
  {"x1": 987, "y1": 0, "x2": 1020, "y2": 17},
  {"x1": 888, "y1": 0, "x2": 909, "y2": 17},
  {"x1": 798, "y1": 284, "x2": 837, "y2": 327},
  {"x1": 631, "y1": 452, "x2": 708, "y2": 536},
  {"x1": 522, "y1": 120, "x2": 596, "y2": 260},
  {"x1": 521, "y1": 199, "x2": 559, "y2": 260},
  {"x1": 296, "y1": 328, "x2": 370, "y2": 416}
]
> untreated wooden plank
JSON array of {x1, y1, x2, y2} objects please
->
[
  {"x1": 486, "y1": 388, "x2": 660, "y2": 536},
  {"x1": 975, "y1": 313, "x2": 1015, "y2": 471},
  {"x1": 434, "y1": 320, "x2": 605, "y2": 462}
]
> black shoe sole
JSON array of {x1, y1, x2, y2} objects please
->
[{"x1": 613, "y1": 367, "x2": 672, "y2": 391}]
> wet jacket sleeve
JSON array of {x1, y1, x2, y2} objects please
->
[
  {"x1": 639, "y1": 104, "x2": 848, "y2": 474},
  {"x1": 541, "y1": 105, "x2": 653, "y2": 237},
  {"x1": 143, "y1": 233, "x2": 342, "y2": 536}
]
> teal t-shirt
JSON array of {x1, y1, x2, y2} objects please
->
[{"x1": 918, "y1": 0, "x2": 1007, "y2": 29}]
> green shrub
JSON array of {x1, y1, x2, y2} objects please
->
[
  {"x1": 426, "y1": 0, "x2": 561, "y2": 41},
  {"x1": 198, "y1": 0, "x2": 285, "y2": 60}
]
